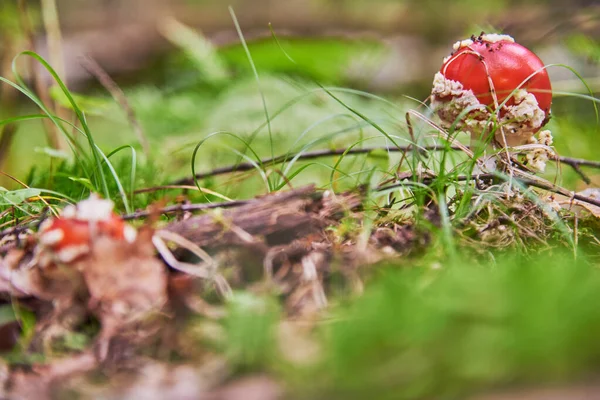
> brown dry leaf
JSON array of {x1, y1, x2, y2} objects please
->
[
  {"x1": 0, "y1": 246, "x2": 87, "y2": 328},
  {"x1": 0, "y1": 249, "x2": 89, "y2": 353},
  {"x1": 0, "y1": 249, "x2": 29, "y2": 296},
  {"x1": 0, "y1": 249, "x2": 61, "y2": 300},
  {"x1": 80, "y1": 228, "x2": 168, "y2": 357},
  {"x1": 555, "y1": 188, "x2": 600, "y2": 218}
]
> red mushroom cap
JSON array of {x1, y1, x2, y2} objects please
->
[
  {"x1": 431, "y1": 33, "x2": 553, "y2": 148},
  {"x1": 38, "y1": 195, "x2": 136, "y2": 266},
  {"x1": 441, "y1": 36, "x2": 552, "y2": 114}
]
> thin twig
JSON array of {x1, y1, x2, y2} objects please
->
[
  {"x1": 170, "y1": 145, "x2": 600, "y2": 187},
  {"x1": 2, "y1": 200, "x2": 249, "y2": 241},
  {"x1": 377, "y1": 173, "x2": 600, "y2": 208},
  {"x1": 516, "y1": 177, "x2": 600, "y2": 208},
  {"x1": 136, "y1": 169, "x2": 600, "y2": 225},
  {"x1": 122, "y1": 199, "x2": 249, "y2": 220},
  {"x1": 553, "y1": 154, "x2": 600, "y2": 171},
  {"x1": 172, "y1": 145, "x2": 461, "y2": 185},
  {"x1": 569, "y1": 163, "x2": 591, "y2": 184},
  {"x1": 133, "y1": 185, "x2": 202, "y2": 195}
]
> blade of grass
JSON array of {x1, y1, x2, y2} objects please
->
[
  {"x1": 229, "y1": 7, "x2": 274, "y2": 188},
  {"x1": 191, "y1": 131, "x2": 270, "y2": 197},
  {"x1": 12, "y1": 51, "x2": 110, "y2": 197}
]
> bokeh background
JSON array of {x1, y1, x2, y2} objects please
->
[
  {"x1": 26, "y1": 0, "x2": 600, "y2": 91},
  {"x1": 32, "y1": 0, "x2": 600, "y2": 89},
  {"x1": 0, "y1": 0, "x2": 599, "y2": 189},
  {"x1": 1, "y1": 3, "x2": 600, "y2": 398}
]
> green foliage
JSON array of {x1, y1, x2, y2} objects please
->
[
  {"x1": 220, "y1": 38, "x2": 387, "y2": 85},
  {"x1": 223, "y1": 292, "x2": 281, "y2": 372},
  {"x1": 161, "y1": 18, "x2": 230, "y2": 86},
  {"x1": 303, "y1": 251, "x2": 600, "y2": 399},
  {"x1": 0, "y1": 305, "x2": 16, "y2": 326},
  {"x1": 566, "y1": 34, "x2": 600, "y2": 65}
]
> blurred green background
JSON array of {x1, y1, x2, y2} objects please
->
[
  {"x1": 0, "y1": 0, "x2": 599, "y2": 191},
  {"x1": 1, "y1": 2, "x2": 600, "y2": 398}
]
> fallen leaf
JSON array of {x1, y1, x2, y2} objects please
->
[{"x1": 81, "y1": 228, "x2": 168, "y2": 359}]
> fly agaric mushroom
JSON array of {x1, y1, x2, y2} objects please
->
[
  {"x1": 37, "y1": 194, "x2": 137, "y2": 267},
  {"x1": 431, "y1": 33, "x2": 552, "y2": 150}
]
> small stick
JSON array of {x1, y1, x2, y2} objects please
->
[
  {"x1": 172, "y1": 145, "x2": 460, "y2": 185},
  {"x1": 552, "y1": 155, "x2": 600, "y2": 169},
  {"x1": 169, "y1": 145, "x2": 600, "y2": 187},
  {"x1": 122, "y1": 199, "x2": 249, "y2": 220},
  {"x1": 377, "y1": 173, "x2": 600, "y2": 208},
  {"x1": 569, "y1": 163, "x2": 591, "y2": 184}
]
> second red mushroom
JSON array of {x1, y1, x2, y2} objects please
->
[{"x1": 431, "y1": 33, "x2": 552, "y2": 150}]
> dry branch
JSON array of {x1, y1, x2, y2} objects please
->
[
  {"x1": 170, "y1": 145, "x2": 600, "y2": 187},
  {"x1": 164, "y1": 185, "x2": 362, "y2": 248},
  {"x1": 171, "y1": 145, "x2": 458, "y2": 186},
  {"x1": 378, "y1": 173, "x2": 600, "y2": 208}
]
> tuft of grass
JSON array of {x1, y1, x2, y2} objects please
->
[{"x1": 298, "y1": 250, "x2": 600, "y2": 400}]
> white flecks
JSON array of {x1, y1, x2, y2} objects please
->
[
  {"x1": 497, "y1": 89, "x2": 546, "y2": 147},
  {"x1": 473, "y1": 155, "x2": 498, "y2": 174},
  {"x1": 37, "y1": 252, "x2": 54, "y2": 269},
  {"x1": 430, "y1": 72, "x2": 490, "y2": 134},
  {"x1": 538, "y1": 129, "x2": 553, "y2": 146},
  {"x1": 453, "y1": 39, "x2": 473, "y2": 51},
  {"x1": 526, "y1": 150, "x2": 550, "y2": 172},
  {"x1": 123, "y1": 225, "x2": 138, "y2": 243},
  {"x1": 61, "y1": 204, "x2": 77, "y2": 219},
  {"x1": 480, "y1": 33, "x2": 515, "y2": 44},
  {"x1": 431, "y1": 74, "x2": 553, "y2": 172},
  {"x1": 56, "y1": 244, "x2": 91, "y2": 263},
  {"x1": 525, "y1": 130, "x2": 555, "y2": 172},
  {"x1": 39, "y1": 218, "x2": 55, "y2": 232},
  {"x1": 74, "y1": 194, "x2": 115, "y2": 221},
  {"x1": 61, "y1": 193, "x2": 115, "y2": 222},
  {"x1": 39, "y1": 229, "x2": 65, "y2": 246},
  {"x1": 431, "y1": 72, "x2": 467, "y2": 98},
  {"x1": 545, "y1": 196, "x2": 563, "y2": 214}
]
